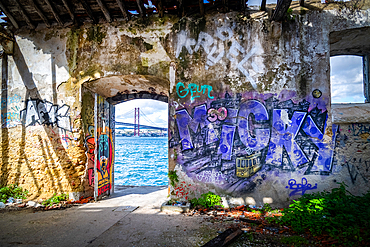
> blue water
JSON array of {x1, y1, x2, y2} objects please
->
[{"x1": 114, "y1": 137, "x2": 168, "y2": 186}]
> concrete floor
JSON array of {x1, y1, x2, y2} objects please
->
[{"x1": 0, "y1": 186, "x2": 225, "y2": 247}]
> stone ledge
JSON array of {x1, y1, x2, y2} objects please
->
[
  {"x1": 331, "y1": 103, "x2": 370, "y2": 124},
  {"x1": 160, "y1": 202, "x2": 191, "y2": 213}
]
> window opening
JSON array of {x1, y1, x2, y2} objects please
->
[{"x1": 330, "y1": 55, "x2": 366, "y2": 104}]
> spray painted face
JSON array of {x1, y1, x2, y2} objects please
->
[
  {"x1": 100, "y1": 156, "x2": 108, "y2": 173},
  {"x1": 98, "y1": 133, "x2": 110, "y2": 174}
]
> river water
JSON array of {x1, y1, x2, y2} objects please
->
[{"x1": 114, "y1": 137, "x2": 169, "y2": 186}]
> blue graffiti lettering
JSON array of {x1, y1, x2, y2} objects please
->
[{"x1": 286, "y1": 178, "x2": 318, "y2": 196}]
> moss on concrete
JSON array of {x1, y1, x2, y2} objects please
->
[
  {"x1": 66, "y1": 27, "x2": 82, "y2": 76},
  {"x1": 86, "y1": 26, "x2": 106, "y2": 44}
]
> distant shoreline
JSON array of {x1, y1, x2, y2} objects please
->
[{"x1": 115, "y1": 135, "x2": 168, "y2": 138}]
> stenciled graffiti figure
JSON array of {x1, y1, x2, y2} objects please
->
[
  {"x1": 98, "y1": 133, "x2": 110, "y2": 178},
  {"x1": 97, "y1": 130, "x2": 113, "y2": 194}
]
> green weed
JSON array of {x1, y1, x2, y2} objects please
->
[
  {"x1": 0, "y1": 184, "x2": 29, "y2": 203},
  {"x1": 280, "y1": 183, "x2": 370, "y2": 245},
  {"x1": 42, "y1": 193, "x2": 69, "y2": 206},
  {"x1": 190, "y1": 192, "x2": 222, "y2": 208},
  {"x1": 168, "y1": 170, "x2": 179, "y2": 187},
  {"x1": 262, "y1": 203, "x2": 273, "y2": 212},
  {"x1": 280, "y1": 236, "x2": 309, "y2": 246}
]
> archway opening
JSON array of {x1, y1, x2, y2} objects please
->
[
  {"x1": 82, "y1": 74, "x2": 170, "y2": 197},
  {"x1": 114, "y1": 99, "x2": 168, "y2": 186}
]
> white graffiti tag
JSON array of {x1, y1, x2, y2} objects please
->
[
  {"x1": 196, "y1": 170, "x2": 225, "y2": 185},
  {"x1": 20, "y1": 99, "x2": 71, "y2": 131},
  {"x1": 176, "y1": 27, "x2": 263, "y2": 89}
]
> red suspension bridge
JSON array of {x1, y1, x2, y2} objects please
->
[{"x1": 115, "y1": 107, "x2": 167, "y2": 135}]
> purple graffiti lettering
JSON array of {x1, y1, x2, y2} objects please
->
[
  {"x1": 302, "y1": 115, "x2": 337, "y2": 172},
  {"x1": 266, "y1": 110, "x2": 309, "y2": 167},
  {"x1": 175, "y1": 104, "x2": 210, "y2": 150},
  {"x1": 217, "y1": 125, "x2": 236, "y2": 160},
  {"x1": 286, "y1": 178, "x2": 317, "y2": 196},
  {"x1": 238, "y1": 100, "x2": 270, "y2": 152}
]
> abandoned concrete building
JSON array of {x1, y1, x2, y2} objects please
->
[{"x1": 0, "y1": 0, "x2": 370, "y2": 207}]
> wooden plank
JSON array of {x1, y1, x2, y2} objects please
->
[
  {"x1": 0, "y1": 0, "x2": 19, "y2": 29},
  {"x1": 201, "y1": 228, "x2": 243, "y2": 247},
  {"x1": 241, "y1": 0, "x2": 246, "y2": 11},
  {"x1": 61, "y1": 0, "x2": 75, "y2": 22},
  {"x1": 28, "y1": 0, "x2": 51, "y2": 27},
  {"x1": 157, "y1": 0, "x2": 164, "y2": 18},
  {"x1": 199, "y1": 0, "x2": 204, "y2": 16},
  {"x1": 178, "y1": 0, "x2": 183, "y2": 17},
  {"x1": 79, "y1": 0, "x2": 98, "y2": 23},
  {"x1": 271, "y1": 0, "x2": 293, "y2": 21},
  {"x1": 222, "y1": 0, "x2": 229, "y2": 11},
  {"x1": 260, "y1": 0, "x2": 267, "y2": 11},
  {"x1": 116, "y1": 0, "x2": 130, "y2": 20},
  {"x1": 239, "y1": 217, "x2": 262, "y2": 224},
  {"x1": 96, "y1": 0, "x2": 112, "y2": 22},
  {"x1": 44, "y1": 0, "x2": 64, "y2": 26},
  {"x1": 136, "y1": 0, "x2": 146, "y2": 18},
  {"x1": 13, "y1": 0, "x2": 35, "y2": 29}
]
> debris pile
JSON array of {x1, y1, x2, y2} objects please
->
[
  {"x1": 0, "y1": 196, "x2": 94, "y2": 212},
  {"x1": 187, "y1": 205, "x2": 318, "y2": 247}
]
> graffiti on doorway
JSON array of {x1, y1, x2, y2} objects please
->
[
  {"x1": 97, "y1": 126, "x2": 114, "y2": 195},
  {"x1": 96, "y1": 96, "x2": 115, "y2": 196},
  {"x1": 85, "y1": 125, "x2": 95, "y2": 187}
]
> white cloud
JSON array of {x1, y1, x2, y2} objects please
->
[
  {"x1": 330, "y1": 55, "x2": 365, "y2": 103},
  {"x1": 115, "y1": 99, "x2": 168, "y2": 128},
  {"x1": 248, "y1": 0, "x2": 277, "y2": 6}
]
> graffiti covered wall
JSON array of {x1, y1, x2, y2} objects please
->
[
  {"x1": 168, "y1": 11, "x2": 370, "y2": 206},
  {"x1": 1, "y1": 2, "x2": 370, "y2": 204}
]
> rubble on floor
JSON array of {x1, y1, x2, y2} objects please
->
[{"x1": 0, "y1": 196, "x2": 95, "y2": 212}]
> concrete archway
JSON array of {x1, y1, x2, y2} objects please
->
[
  {"x1": 82, "y1": 74, "x2": 170, "y2": 198},
  {"x1": 83, "y1": 75, "x2": 170, "y2": 105}
]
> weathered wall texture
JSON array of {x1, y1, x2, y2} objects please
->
[
  {"x1": 1, "y1": 0, "x2": 370, "y2": 205},
  {"x1": 168, "y1": 4, "x2": 370, "y2": 207},
  {"x1": 0, "y1": 17, "x2": 174, "y2": 199}
]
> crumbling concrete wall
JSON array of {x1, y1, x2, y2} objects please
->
[
  {"x1": 168, "y1": 4, "x2": 370, "y2": 207},
  {"x1": 0, "y1": 17, "x2": 174, "y2": 199},
  {"x1": 1, "y1": 0, "x2": 370, "y2": 205}
]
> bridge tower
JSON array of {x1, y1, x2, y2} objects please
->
[{"x1": 134, "y1": 107, "x2": 140, "y2": 136}]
